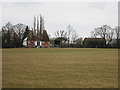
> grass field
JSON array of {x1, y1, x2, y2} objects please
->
[{"x1": 2, "y1": 48, "x2": 118, "y2": 88}]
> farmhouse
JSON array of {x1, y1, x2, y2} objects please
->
[
  {"x1": 23, "y1": 30, "x2": 50, "y2": 48},
  {"x1": 84, "y1": 38, "x2": 105, "y2": 48}
]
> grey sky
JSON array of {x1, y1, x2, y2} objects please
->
[{"x1": 1, "y1": 2, "x2": 118, "y2": 38}]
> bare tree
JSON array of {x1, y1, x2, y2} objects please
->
[
  {"x1": 71, "y1": 30, "x2": 78, "y2": 44},
  {"x1": 66, "y1": 24, "x2": 78, "y2": 45},
  {"x1": 54, "y1": 30, "x2": 67, "y2": 38},
  {"x1": 67, "y1": 24, "x2": 73, "y2": 45},
  {"x1": 55, "y1": 31, "x2": 59, "y2": 37},
  {"x1": 2, "y1": 22, "x2": 15, "y2": 42},
  {"x1": 54, "y1": 30, "x2": 67, "y2": 47},
  {"x1": 3, "y1": 22, "x2": 13, "y2": 30},
  {"x1": 75, "y1": 37, "x2": 83, "y2": 47},
  {"x1": 106, "y1": 29, "x2": 114, "y2": 45},
  {"x1": 91, "y1": 31, "x2": 97, "y2": 38},
  {"x1": 92, "y1": 25, "x2": 114, "y2": 45},
  {"x1": 2, "y1": 22, "x2": 13, "y2": 33},
  {"x1": 12, "y1": 23, "x2": 26, "y2": 38},
  {"x1": 114, "y1": 26, "x2": 120, "y2": 39},
  {"x1": 114, "y1": 26, "x2": 120, "y2": 46}
]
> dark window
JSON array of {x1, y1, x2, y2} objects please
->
[{"x1": 37, "y1": 42, "x2": 40, "y2": 46}]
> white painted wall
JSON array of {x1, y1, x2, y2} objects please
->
[
  {"x1": 35, "y1": 41, "x2": 37, "y2": 46},
  {"x1": 22, "y1": 37, "x2": 27, "y2": 46},
  {"x1": 40, "y1": 41, "x2": 42, "y2": 46},
  {"x1": 23, "y1": 41, "x2": 27, "y2": 46}
]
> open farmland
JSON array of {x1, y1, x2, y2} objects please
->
[{"x1": 2, "y1": 48, "x2": 118, "y2": 88}]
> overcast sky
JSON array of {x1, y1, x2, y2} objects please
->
[{"x1": 1, "y1": 2, "x2": 118, "y2": 38}]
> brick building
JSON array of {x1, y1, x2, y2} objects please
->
[{"x1": 23, "y1": 30, "x2": 50, "y2": 48}]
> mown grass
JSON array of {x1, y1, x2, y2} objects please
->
[{"x1": 2, "y1": 48, "x2": 118, "y2": 88}]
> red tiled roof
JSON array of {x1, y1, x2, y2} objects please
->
[
  {"x1": 42, "y1": 30, "x2": 49, "y2": 41},
  {"x1": 27, "y1": 36, "x2": 42, "y2": 41}
]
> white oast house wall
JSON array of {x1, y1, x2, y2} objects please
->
[
  {"x1": 40, "y1": 41, "x2": 42, "y2": 46},
  {"x1": 22, "y1": 37, "x2": 28, "y2": 46},
  {"x1": 35, "y1": 41, "x2": 37, "y2": 46}
]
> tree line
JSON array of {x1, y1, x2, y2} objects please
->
[
  {"x1": 1, "y1": 15, "x2": 45, "y2": 48},
  {"x1": 54, "y1": 25, "x2": 120, "y2": 48},
  {"x1": 2, "y1": 22, "x2": 28, "y2": 48},
  {"x1": 91, "y1": 25, "x2": 120, "y2": 47},
  {"x1": 1, "y1": 15, "x2": 120, "y2": 48}
]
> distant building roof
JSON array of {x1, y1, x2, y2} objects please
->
[
  {"x1": 23, "y1": 37, "x2": 29, "y2": 41},
  {"x1": 84, "y1": 38, "x2": 105, "y2": 41},
  {"x1": 32, "y1": 36, "x2": 42, "y2": 41},
  {"x1": 23, "y1": 30, "x2": 50, "y2": 41},
  {"x1": 24, "y1": 36, "x2": 42, "y2": 41}
]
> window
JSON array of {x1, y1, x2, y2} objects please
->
[{"x1": 37, "y1": 42, "x2": 40, "y2": 46}]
